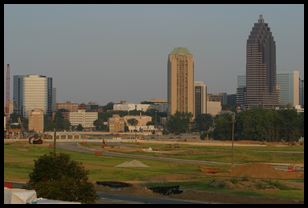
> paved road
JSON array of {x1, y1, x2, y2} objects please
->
[
  {"x1": 57, "y1": 142, "x2": 233, "y2": 166},
  {"x1": 96, "y1": 192, "x2": 207, "y2": 204},
  {"x1": 57, "y1": 142, "x2": 304, "y2": 171}
]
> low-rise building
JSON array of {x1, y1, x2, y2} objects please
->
[
  {"x1": 28, "y1": 109, "x2": 44, "y2": 133},
  {"x1": 108, "y1": 114, "x2": 125, "y2": 133},
  {"x1": 113, "y1": 103, "x2": 151, "y2": 112},
  {"x1": 207, "y1": 101, "x2": 222, "y2": 116},
  {"x1": 68, "y1": 110, "x2": 98, "y2": 128},
  {"x1": 56, "y1": 101, "x2": 79, "y2": 112}
]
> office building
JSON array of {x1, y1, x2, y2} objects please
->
[
  {"x1": 168, "y1": 47, "x2": 194, "y2": 117},
  {"x1": 236, "y1": 75, "x2": 247, "y2": 108},
  {"x1": 52, "y1": 88, "x2": 56, "y2": 112},
  {"x1": 13, "y1": 74, "x2": 53, "y2": 117},
  {"x1": 194, "y1": 81, "x2": 207, "y2": 117},
  {"x1": 277, "y1": 71, "x2": 300, "y2": 107},
  {"x1": 246, "y1": 15, "x2": 279, "y2": 108},
  {"x1": 68, "y1": 109, "x2": 98, "y2": 129},
  {"x1": 56, "y1": 101, "x2": 79, "y2": 112},
  {"x1": 299, "y1": 79, "x2": 304, "y2": 108},
  {"x1": 28, "y1": 109, "x2": 44, "y2": 133},
  {"x1": 227, "y1": 94, "x2": 237, "y2": 106},
  {"x1": 144, "y1": 98, "x2": 168, "y2": 113},
  {"x1": 207, "y1": 101, "x2": 222, "y2": 116}
]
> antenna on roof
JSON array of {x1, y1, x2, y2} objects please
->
[{"x1": 258, "y1": 14, "x2": 264, "y2": 23}]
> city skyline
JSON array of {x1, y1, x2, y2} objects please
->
[{"x1": 4, "y1": 4, "x2": 304, "y2": 105}]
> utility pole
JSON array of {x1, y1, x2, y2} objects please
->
[
  {"x1": 53, "y1": 128, "x2": 56, "y2": 156},
  {"x1": 231, "y1": 112, "x2": 235, "y2": 167}
]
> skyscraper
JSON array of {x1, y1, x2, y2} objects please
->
[
  {"x1": 277, "y1": 71, "x2": 300, "y2": 107},
  {"x1": 299, "y1": 78, "x2": 304, "y2": 108},
  {"x1": 168, "y1": 47, "x2": 194, "y2": 117},
  {"x1": 13, "y1": 74, "x2": 53, "y2": 117},
  {"x1": 236, "y1": 75, "x2": 247, "y2": 108},
  {"x1": 246, "y1": 15, "x2": 279, "y2": 109},
  {"x1": 194, "y1": 81, "x2": 207, "y2": 117}
]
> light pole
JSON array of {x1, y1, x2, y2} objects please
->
[
  {"x1": 53, "y1": 128, "x2": 56, "y2": 156},
  {"x1": 231, "y1": 112, "x2": 235, "y2": 167}
]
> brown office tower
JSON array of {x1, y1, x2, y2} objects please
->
[
  {"x1": 168, "y1": 47, "x2": 194, "y2": 118},
  {"x1": 246, "y1": 15, "x2": 279, "y2": 109}
]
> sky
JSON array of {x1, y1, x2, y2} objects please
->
[{"x1": 4, "y1": 4, "x2": 304, "y2": 105}]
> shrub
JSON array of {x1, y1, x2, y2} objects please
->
[{"x1": 28, "y1": 153, "x2": 97, "y2": 203}]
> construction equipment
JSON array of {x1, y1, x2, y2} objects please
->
[{"x1": 28, "y1": 134, "x2": 43, "y2": 144}]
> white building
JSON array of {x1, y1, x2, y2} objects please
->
[
  {"x1": 68, "y1": 110, "x2": 98, "y2": 128},
  {"x1": 113, "y1": 103, "x2": 151, "y2": 112},
  {"x1": 277, "y1": 71, "x2": 300, "y2": 107},
  {"x1": 207, "y1": 101, "x2": 222, "y2": 116}
]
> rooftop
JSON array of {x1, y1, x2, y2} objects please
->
[{"x1": 170, "y1": 47, "x2": 191, "y2": 55}]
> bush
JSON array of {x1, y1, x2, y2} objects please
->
[
  {"x1": 230, "y1": 177, "x2": 239, "y2": 184},
  {"x1": 200, "y1": 132, "x2": 206, "y2": 140},
  {"x1": 28, "y1": 153, "x2": 97, "y2": 203},
  {"x1": 208, "y1": 179, "x2": 226, "y2": 188}
]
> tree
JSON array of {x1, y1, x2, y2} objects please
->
[
  {"x1": 127, "y1": 118, "x2": 138, "y2": 126},
  {"x1": 146, "y1": 121, "x2": 154, "y2": 126},
  {"x1": 27, "y1": 153, "x2": 97, "y2": 203},
  {"x1": 93, "y1": 119, "x2": 106, "y2": 131},
  {"x1": 102, "y1": 102, "x2": 114, "y2": 111},
  {"x1": 212, "y1": 113, "x2": 232, "y2": 140},
  {"x1": 54, "y1": 110, "x2": 70, "y2": 131},
  {"x1": 77, "y1": 124, "x2": 84, "y2": 131},
  {"x1": 195, "y1": 114, "x2": 213, "y2": 132},
  {"x1": 166, "y1": 112, "x2": 193, "y2": 135}
]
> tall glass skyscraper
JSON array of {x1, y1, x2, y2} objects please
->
[
  {"x1": 246, "y1": 15, "x2": 279, "y2": 109},
  {"x1": 13, "y1": 74, "x2": 53, "y2": 117}
]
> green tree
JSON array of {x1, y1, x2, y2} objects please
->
[
  {"x1": 212, "y1": 113, "x2": 232, "y2": 140},
  {"x1": 102, "y1": 102, "x2": 114, "y2": 111},
  {"x1": 28, "y1": 153, "x2": 97, "y2": 203},
  {"x1": 77, "y1": 124, "x2": 84, "y2": 131},
  {"x1": 195, "y1": 114, "x2": 213, "y2": 132},
  {"x1": 54, "y1": 110, "x2": 70, "y2": 131},
  {"x1": 93, "y1": 119, "x2": 106, "y2": 131},
  {"x1": 146, "y1": 121, "x2": 154, "y2": 126},
  {"x1": 127, "y1": 118, "x2": 138, "y2": 126},
  {"x1": 166, "y1": 112, "x2": 193, "y2": 135}
]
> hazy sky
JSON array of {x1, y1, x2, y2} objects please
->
[{"x1": 4, "y1": 4, "x2": 304, "y2": 105}]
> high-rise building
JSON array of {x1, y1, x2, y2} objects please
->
[
  {"x1": 194, "y1": 81, "x2": 207, "y2": 117},
  {"x1": 28, "y1": 109, "x2": 44, "y2": 133},
  {"x1": 236, "y1": 75, "x2": 247, "y2": 108},
  {"x1": 299, "y1": 78, "x2": 304, "y2": 108},
  {"x1": 246, "y1": 15, "x2": 279, "y2": 109},
  {"x1": 52, "y1": 88, "x2": 56, "y2": 112},
  {"x1": 13, "y1": 75, "x2": 53, "y2": 117},
  {"x1": 168, "y1": 47, "x2": 194, "y2": 117},
  {"x1": 277, "y1": 71, "x2": 300, "y2": 107},
  {"x1": 237, "y1": 75, "x2": 246, "y2": 88}
]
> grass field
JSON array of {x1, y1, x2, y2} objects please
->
[
  {"x1": 4, "y1": 141, "x2": 304, "y2": 203},
  {"x1": 80, "y1": 142, "x2": 304, "y2": 164}
]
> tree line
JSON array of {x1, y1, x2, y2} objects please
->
[{"x1": 165, "y1": 109, "x2": 304, "y2": 142}]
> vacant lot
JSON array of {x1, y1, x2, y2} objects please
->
[{"x1": 4, "y1": 141, "x2": 304, "y2": 203}]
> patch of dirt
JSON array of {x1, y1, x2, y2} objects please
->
[
  {"x1": 170, "y1": 189, "x2": 302, "y2": 204},
  {"x1": 229, "y1": 163, "x2": 304, "y2": 179}
]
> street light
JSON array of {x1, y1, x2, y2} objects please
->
[{"x1": 231, "y1": 112, "x2": 235, "y2": 167}]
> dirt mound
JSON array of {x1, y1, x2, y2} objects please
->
[
  {"x1": 115, "y1": 160, "x2": 149, "y2": 168},
  {"x1": 230, "y1": 163, "x2": 303, "y2": 179}
]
